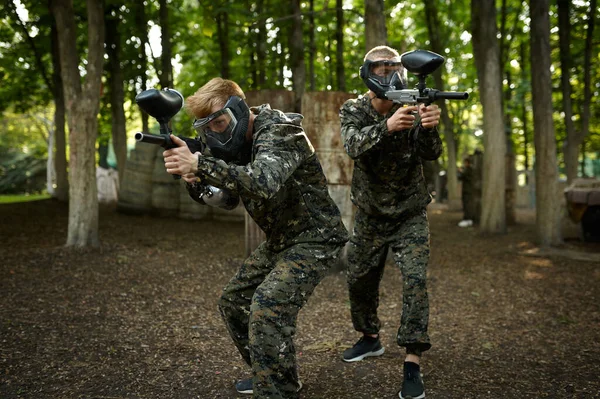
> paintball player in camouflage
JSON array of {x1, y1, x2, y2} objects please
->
[
  {"x1": 339, "y1": 46, "x2": 442, "y2": 399},
  {"x1": 161, "y1": 78, "x2": 349, "y2": 398}
]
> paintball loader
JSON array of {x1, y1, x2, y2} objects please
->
[
  {"x1": 385, "y1": 49, "x2": 469, "y2": 106},
  {"x1": 134, "y1": 88, "x2": 203, "y2": 179}
]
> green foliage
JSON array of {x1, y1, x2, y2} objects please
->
[{"x1": 2, "y1": 0, "x2": 600, "y2": 193}]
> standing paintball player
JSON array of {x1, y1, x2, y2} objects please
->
[
  {"x1": 162, "y1": 78, "x2": 349, "y2": 398},
  {"x1": 339, "y1": 45, "x2": 442, "y2": 399}
]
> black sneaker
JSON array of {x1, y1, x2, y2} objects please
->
[
  {"x1": 399, "y1": 362, "x2": 425, "y2": 399},
  {"x1": 342, "y1": 335, "x2": 385, "y2": 362},
  {"x1": 235, "y1": 378, "x2": 303, "y2": 395}
]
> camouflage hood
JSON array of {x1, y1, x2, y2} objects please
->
[{"x1": 251, "y1": 104, "x2": 304, "y2": 133}]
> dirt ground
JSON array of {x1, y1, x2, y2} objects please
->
[{"x1": 1, "y1": 199, "x2": 599, "y2": 399}]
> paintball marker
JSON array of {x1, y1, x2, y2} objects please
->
[
  {"x1": 134, "y1": 88, "x2": 202, "y2": 179},
  {"x1": 385, "y1": 49, "x2": 469, "y2": 106}
]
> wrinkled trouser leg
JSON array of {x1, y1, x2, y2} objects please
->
[
  {"x1": 390, "y1": 208, "x2": 431, "y2": 353},
  {"x1": 219, "y1": 242, "x2": 341, "y2": 398},
  {"x1": 347, "y1": 210, "x2": 389, "y2": 334}
]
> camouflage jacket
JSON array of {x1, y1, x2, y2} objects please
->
[
  {"x1": 340, "y1": 94, "x2": 443, "y2": 219},
  {"x1": 187, "y1": 104, "x2": 349, "y2": 251}
]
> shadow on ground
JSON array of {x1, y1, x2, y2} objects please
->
[{"x1": 1, "y1": 199, "x2": 599, "y2": 399}]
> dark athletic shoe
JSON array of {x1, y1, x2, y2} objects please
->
[
  {"x1": 399, "y1": 362, "x2": 425, "y2": 399},
  {"x1": 235, "y1": 378, "x2": 303, "y2": 395},
  {"x1": 342, "y1": 335, "x2": 385, "y2": 362}
]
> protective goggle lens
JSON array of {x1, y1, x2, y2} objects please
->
[
  {"x1": 368, "y1": 60, "x2": 403, "y2": 85},
  {"x1": 193, "y1": 108, "x2": 238, "y2": 144}
]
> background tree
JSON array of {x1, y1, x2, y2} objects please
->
[
  {"x1": 364, "y1": 0, "x2": 386, "y2": 52},
  {"x1": 471, "y1": 0, "x2": 506, "y2": 233},
  {"x1": 50, "y1": 0, "x2": 104, "y2": 247},
  {"x1": 530, "y1": 0, "x2": 562, "y2": 246},
  {"x1": 105, "y1": 3, "x2": 127, "y2": 184}
]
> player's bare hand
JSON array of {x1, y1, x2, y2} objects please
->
[
  {"x1": 163, "y1": 135, "x2": 199, "y2": 176},
  {"x1": 387, "y1": 106, "x2": 418, "y2": 133},
  {"x1": 419, "y1": 104, "x2": 441, "y2": 129}
]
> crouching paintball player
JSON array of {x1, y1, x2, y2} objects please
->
[{"x1": 161, "y1": 77, "x2": 349, "y2": 398}]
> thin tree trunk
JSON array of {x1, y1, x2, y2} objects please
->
[
  {"x1": 216, "y1": 9, "x2": 230, "y2": 79},
  {"x1": 530, "y1": 0, "x2": 562, "y2": 246},
  {"x1": 51, "y1": 0, "x2": 104, "y2": 247},
  {"x1": 256, "y1": 0, "x2": 266, "y2": 87},
  {"x1": 289, "y1": 0, "x2": 305, "y2": 113},
  {"x1": 471, "y1": 0, "x2": 506, "y2": 234},
  {"x1": 364, "y1": 0, "x2": 386, "y2": 51},
  {"x1": 579, "y1": 0, "x2": 596, "y2": 175},
  {"x1": 50, "y1": 20, "x2": 68, "y2": 201},
  {"x1": 423, "y1": 0, "x2": 458, "y2": 209},
  {"x1": 159, "y1": 0, "x2": 174, "y2": 87},
  {"x1": 134, "y1": 0, "x2": 149, "y2": 132},
  {"x1": 106, "y1": 6, "x2": 127, "y2": 186},
  {"x1": 520, "y1": 41, "x2": 529, "y2": 183},
  {"x1": 558, "y1": 0, "x2": 578, "y2": 184},
  {"x1": 336, "y1": 0, "x2": 345, "y2": 92},
  {"x1": 309, "y1": 0, "x2": 316, "y2": 91}
]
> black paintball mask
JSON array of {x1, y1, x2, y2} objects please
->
[
  {"x1": 359, "y1": 57, "x2": 407, "y2": 99},
  {"x1": 192, "y1": 96, "x2": 252, "y2": 165}
]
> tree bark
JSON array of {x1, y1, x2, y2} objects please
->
[
  {"x1": 558, "y1": 0, "x2": 579, "y2": 184},
  {"x1": 529, "y1": 0, "x2": 562, "y2": 247},
  {"x1": 308, "y1": 0, "x2": 316, "y2": 91},
  {"x1": 471, "y1": 0, "x2": 506, "y2": 234},
  {"x1": 336, "y1": 0, "x2": 345, "y2": 92},
  {"x1": 289, "y1": 0, "x2": 305, "y2": 113},
  {"x1": 216, "y1": 7, "x2": 230, "y2": 79},
  {"x1": 51, "y1": 0, "x2": 104, "y2": 247},
  {"x1": 579, "y1": 0, "x2": 596, "y2": 176},
  {"x1": 50, "y1": 18, "x2": 68, "y2": 201},
  {"x1": 423, "y1": 0, "x2": 458, "y2": 209},
  {"x1": 159, "y1": 0, "x2": 174, "y2": 87},
  {"x1": 364, "y1": 0, "x2": 386, "y2": 52},
  {"x1": 105, "y1": 6, "x2": 127, "y2": 186},
  {"x1": 134, "y1": 0, "x2": 149, "y2": 132}
]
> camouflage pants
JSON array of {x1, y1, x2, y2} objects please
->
[
  {"x1": 347, "y1": 208, "x2": 432, "y2": 354},
  {"x1": 219, "y1": 241, "x2": 342, "y2": 399}
]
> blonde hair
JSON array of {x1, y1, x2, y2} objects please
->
[
  {"x1": 364, "y1": 45, "x2": 400, "y2": 62},
  {"x1": 185, "y1": 78, "x2": 246, "y2": 118}
]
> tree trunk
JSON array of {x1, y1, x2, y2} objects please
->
[
  {"x1": 308, "y1": 0, "x2": 316, "y2": 91},
  {"x1": 159, "y1": 0, "x2": 174, "y2": 87},
  {"x1": 289, "y1": 0, "x2": 305, "y2": 113},
  {"x1": 558, "y1": 0, "x2": 579, "y2": 184},
  {"x1": 336, "y1": 0, "x2": 345, "y2": 92},
  {"x1": 106, "y1": 6, "x2": 127, "y2": 186},
  {"x1": 256, "y1": 0, "x2": 266, "y2": 87},
  {"x1": 530, "y1": 0, "x2": 562, "y2": 247},
  {"x1": 216, "y1": 8, "x2": 230, "y2": 79},
  {"x1": 51, "y1": 0, "x2": 104, "y2": 247},
  {"x1": 579, "y1": 0, "x2": 596, "y2": 175},
  {"x1": 134, "y1": 0, "x2": 149, "y2": 132},
  {"x1": 520, "y1": 41, "x2": 530, "y2": 182},
  {"x1": 364, "y1": 0, "x2": 386, "y2": 51},
  {"x1": 471, "y1": 0, "x2": 506, "y2": 234},
  {"x1": 50, "y1": 21, "x2": 68, "y2": 202},
  {"x1": 423, "y1": 0, "x2": 459, "y2": 209}
]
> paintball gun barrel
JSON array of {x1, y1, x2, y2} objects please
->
[{"x1": 385, "y1": 50, "x2": 469, "y2": 106}]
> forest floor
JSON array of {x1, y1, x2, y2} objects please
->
[{"x1": 1, "y1": 199, "x2": 599, "y2": 399}]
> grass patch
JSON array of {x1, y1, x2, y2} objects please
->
[{"x1": 0, "y1": 193, "x2": 51, "y2": 204}]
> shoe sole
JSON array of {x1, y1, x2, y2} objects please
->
[
  {"x1": 342, "y1": 347, "x2": 385, "y2": 362},
  {"x1": 236, "y1": 380, "x2": 303, "y2": 395},
  {"x1": 399, "y1": 392, "x2": 425, "y2": 399}
]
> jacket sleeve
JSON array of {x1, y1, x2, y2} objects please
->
[
  {"x1": 414, "y1": 125, "x2": 443, "y2": 161},
  {"x1": 339, "y1": 101, "x2": 389, "y2": 159},
  {"x1": 194, "y1": 125, "x2": 311, "y2": 201}
]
